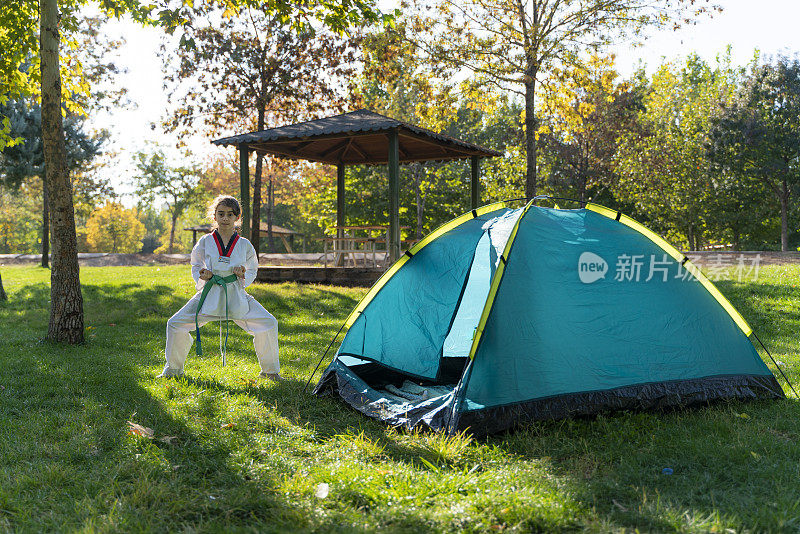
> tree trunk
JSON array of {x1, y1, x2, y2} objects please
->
[
  {"x1": 524, "y1": 75, "x2": 538, "y2": 199},
  {"x1": 41, "y1": 178, "x2": 49, "y2": 268},
  {"x1": 687, "y1": 225, "x2": 696, "y2": 251},
  {"x1": 267, "y1": 176, "x2": 275, "y2": 253},
  {"x1": 252, "y1": 154, "x2": 263, "y2": 255},
  {"x1": 40, "y1": 0, "x2": 84, "y2": 344},
  {"x1": 0, "y1": 271, "x2": 7, "y2": 301},
  {"x1": 732, "y1": 228, "x2": 741, "y2": 251},
  {"x1": 168, "y1": 213, "x2": 178, "y2": 254},
  {"x1": 578, "y1": 175, "x2": 587, "y2": 204},
  {"x1": 251, "y1": 108, "x2": 266, "y2": 256},
  {"x1": 780, "y1": 179, "x2": 789, "y2": 252},
  {"x1": 414, "y1": 163, "x2": 425, "y2": 239}
]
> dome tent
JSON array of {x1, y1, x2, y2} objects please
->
[{"x1": 313, "y1": 199, "x2": 785, "y2": 435}]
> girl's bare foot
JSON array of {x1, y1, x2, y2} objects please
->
[{"x1": 259, "y1": 371, "x2": 283, "y2": 381}]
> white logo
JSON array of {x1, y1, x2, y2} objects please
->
[{"x1": 578, "y1": 252, "x2": 608, "y2": 284}]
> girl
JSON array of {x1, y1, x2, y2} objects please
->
[{"x1": 158, "y1": 195, "x2": 281, "y2": 380}]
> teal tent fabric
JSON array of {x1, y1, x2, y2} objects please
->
[
  {"x1": 316, "y1": 203, "x2": 784, "y2": 435},
  {"x1": 463, "y1": 207, "x2": 775, "y2": 411},
  {"x1": 443, "y1": 209, "x2": 522, "y2": 358},
  {"x1": 337, "y1": 207, "x2": 511, "y2": 379}
]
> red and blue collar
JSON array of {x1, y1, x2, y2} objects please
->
[{"x1": 212, "y1": 230, "x2": 240, "y2": 257}]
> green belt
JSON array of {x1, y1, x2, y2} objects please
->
[{"x1": 195, "y1": 273, "x2": 238, "y2": 365}]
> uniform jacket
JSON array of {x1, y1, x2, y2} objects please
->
[{"x1": 191, "y1": 230, "x2": 258, "y2": 319}]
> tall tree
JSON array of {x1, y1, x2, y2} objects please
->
[
  {"x1": 708, "y1": 56, "x2": 800, "y2": 252},
  {"x1": 40, "y1": 0, "x2": 84, "y2": 342},
  {"x1": 411, "y1": 0, "x2": 717, "y2": 199},
  {"x1": 133, "y1": 150, "x2": 204, "y2": 254},
  {"x1": 163, "y1": 5, "x2": 356, "y2": 255}
]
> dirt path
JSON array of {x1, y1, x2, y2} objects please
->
[{"x1": 0, "y1": 253, "x2": 190, "y2": 267}]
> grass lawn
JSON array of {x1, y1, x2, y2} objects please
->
[{"x1": 1, "y1": 264, "x2": 799, "y2": 533}]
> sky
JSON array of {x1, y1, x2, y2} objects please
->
[{"x1": 88, "y1": 0, "x2": 800, "y2": 202}]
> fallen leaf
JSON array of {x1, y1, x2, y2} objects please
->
[
  {"x1": 750, "y1": 451, "x2": 761, "y2": 460},
  {"x1": 158, "y1": 436, "x2": 179, "y2": 444},
  {"x1": 612, "y1": 499, "x2": 628, "y2": 512},
  {"x1": 315, "y1": 482, "x2": 329, "y2": 499},
  {"x1": 109, "y1": 323, "x2": 116, "y2": 327},
  {"x1": 221, "y1": 422, "x2": 236, "y2": 429},
  {"x1": 737, "y1": 413, "x2": 750, "y2": 419},
  {"x1": 127, "y1": 421, "x2": 154, "y2": 438}
]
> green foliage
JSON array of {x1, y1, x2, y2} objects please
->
[
  {"x1": 0, "y1": 0, "x2": 40, "y2": 147},
  {"x1": 538, "y1": 55, "x2": 643, "y2": 203},
  {"x1": 0, "y1": 182, "x2": 41, "y2": 253},
  {"x1": 311, "y1": 26, "x2": 530, "y2": 241},
  {"x1": 708, "y1": 56, "x2": 800, "y2": 251},
  {"x1": 132, "y1": 150, "x2": 205, "y2": 254},
  {"x1": 614, "y1": 55, "x2": 742, "y2": 249},
  {"x1": 155, "y1": 203, "x2": 210, "y2": 254},
  {"x1": 0, "y1": 99, "x2": 106, "y2": 189},
  {"x1": 85, "y1": 201, "x2": 145, "y2": 253},
  {"x1": 136, "y1": 206, "x2": 167, "y2": 254},
  {"x1": 0, "y1": 4, "x2": 139, "y2": 149}
]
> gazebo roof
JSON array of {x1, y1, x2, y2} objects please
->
[{"x1": 210, "y1": 109, "x2": 501, "y2": 165}]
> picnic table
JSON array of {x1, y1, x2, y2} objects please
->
[{"x1": 325, "y1": 225, "x2": 413, "y2": 268}]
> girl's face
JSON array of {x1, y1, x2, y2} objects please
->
[{"x1": 214, "y1": 205, "x2": 239, "y2": 230}]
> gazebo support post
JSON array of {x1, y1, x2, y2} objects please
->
[
  {"x1": 239, "y1": 145, "x2": 251, "y2": 240},
  {"x1": 388, "y1": 129, "x2": 400, "y2": 263},
  {"x1": 471, "y1": 155, "x2": 480, "y2": 209},
  {"x1": 336, "y1": 162, "x2": 346, "y2": 267}
]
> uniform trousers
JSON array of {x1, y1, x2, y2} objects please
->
[{"x1": 161, "y1": 292, "x2": 279, "y2": 376}]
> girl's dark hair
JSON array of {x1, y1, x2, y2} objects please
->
[{"x1": 207, "y1": 195, "x2": 241, "y2": 226}]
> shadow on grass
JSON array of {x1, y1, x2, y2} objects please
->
[{"x1": 248, "y1": 283, "x2": 363, "y2": 316}]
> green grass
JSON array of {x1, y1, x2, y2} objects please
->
[{"x1": 0, "y1": 264, "x2": 799, "y2": 532}]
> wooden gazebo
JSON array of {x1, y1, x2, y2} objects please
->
[{"x1": 211, "y1": 109, "x2": 501, "y2": 262}]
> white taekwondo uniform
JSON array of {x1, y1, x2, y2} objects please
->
[{"x1": 160, "y1": 230, "x2": 279, "y2": 376}]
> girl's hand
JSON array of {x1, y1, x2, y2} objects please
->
[
  {"x1": 232, "y1": 265, "x2": 245, "y2": 279},
  {"x1": 199, "y1": 268, "x2": 213, "y2": 281}
]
